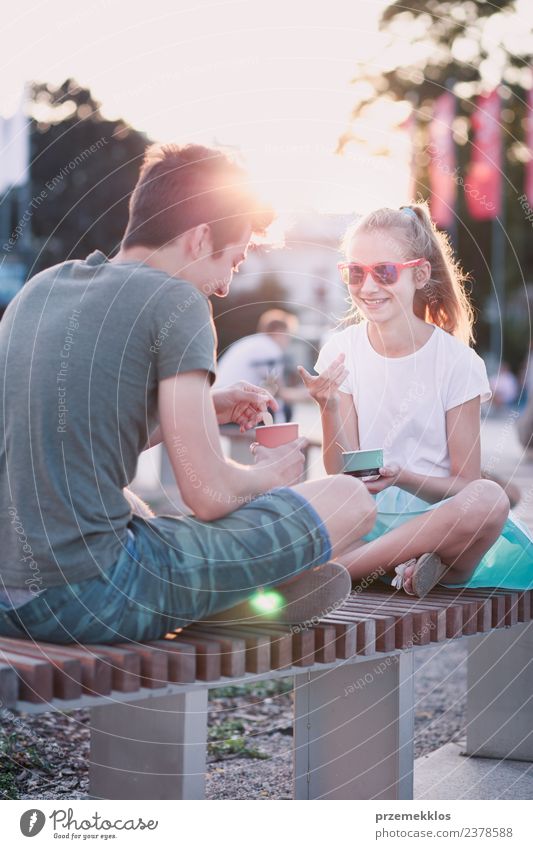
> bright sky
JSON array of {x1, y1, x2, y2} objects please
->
[{"x1": 2, "y1": 0, "x2": 416, "y2": 214}]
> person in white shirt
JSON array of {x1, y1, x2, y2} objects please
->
[
  {"x1": 299, "y1": 202, "x2": 533, "y2": 596},
  {"x1": 216, "y1": 310, "x2": 303, "y2": 422},
  {"x1": 489, "y1": 362, "x2": 519, "y2": 408}
]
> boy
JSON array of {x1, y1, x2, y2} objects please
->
[{"x1": 0, "y1": 144, "x2": 375, "y2": 643}]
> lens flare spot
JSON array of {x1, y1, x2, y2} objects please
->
[{"x1": 249, "y1": 589, "x2": 284, "y2": 614}]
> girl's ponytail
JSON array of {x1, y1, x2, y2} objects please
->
[{"x1": 404, "y1": 203, "x2": 474, "y2": 345}]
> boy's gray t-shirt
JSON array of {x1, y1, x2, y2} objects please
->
[{"x1": 0, "y1": 251, "x2": 216, "y2": 589}]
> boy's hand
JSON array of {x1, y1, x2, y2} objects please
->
[
  {"x1": 251, "y1": 437, "x2": 308, "y2": 487},
  {"x1": 212, "y1": 381, "x2": 278, "y2": 431}
]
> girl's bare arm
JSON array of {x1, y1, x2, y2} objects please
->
[{"x1": 393, "y1": 397, "x2": 482, "y2": 503}]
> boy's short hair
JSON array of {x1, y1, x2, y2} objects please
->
[{"x1": 122, "y1": 143, "x2": 273, "y2": 253}]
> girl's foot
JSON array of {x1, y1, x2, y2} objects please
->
[{"x1": 391, "y1": 553, "x2": 448, "y2": 598}]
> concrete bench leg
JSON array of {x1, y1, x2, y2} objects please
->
[
  {"x1": 293, "y1": 653, "x2": 415, "y2": 799},
  {"x1": 89, "y1": 689, "x2": 208, "y2": 799},
  {"x1": 466, "y1": 621, "x2": 533, "y2": 761}
]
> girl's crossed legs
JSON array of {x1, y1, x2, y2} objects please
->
[{"x1": 338, "y1": 479, "x2": 510, "y2": 593}]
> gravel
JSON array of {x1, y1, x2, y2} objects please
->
[{"x1": 0, "y1": 642, "x2": 468, "y2": 800}]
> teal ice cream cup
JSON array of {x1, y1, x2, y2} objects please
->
[{"x1": 342, "y1": 448, "x2": 384, "y2": 478}]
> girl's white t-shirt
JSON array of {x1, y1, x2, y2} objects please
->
[{"x1": 315, "y1": 322, "x2": 491, "y2": 478}]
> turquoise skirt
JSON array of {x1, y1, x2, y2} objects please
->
[{"x1": 364, "y1": 487, "x2": 533, "y2": 590}]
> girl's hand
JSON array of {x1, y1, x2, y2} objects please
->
[
  {"x1": 298, "y1": 354, "x2": 349, "y2": 410},
  {"x1": 363, "y1": 464, "x2": 401, "y2": 494}
]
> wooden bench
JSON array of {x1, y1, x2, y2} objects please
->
[{"x1": 1, "y1": 585, "x2": 532, "y2": 800}]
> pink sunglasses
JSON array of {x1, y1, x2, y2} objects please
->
[{"x1": 338, "y1": 258, "x2": 425, "y2": 287}]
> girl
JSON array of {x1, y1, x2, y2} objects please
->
[{"x1": 299, "y1": 203, "x2": 533, "y2": 597}]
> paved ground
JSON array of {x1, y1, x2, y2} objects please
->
[{"x1": 415, "y1": 741, "x2": 533, "y2": 800}]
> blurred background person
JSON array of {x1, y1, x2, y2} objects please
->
[
  {"x1": 216, "y1": 309, "x2": 309, "y2": 422},
  {"x1": 519, "y1": 341, "x2": 533, "y2": 404},
  {"x1": 517, "y1": 343, "x2": 533, "y2": 452},
  {"x1": 489, "y1": 362, "x2": 519, "y2": 411}
]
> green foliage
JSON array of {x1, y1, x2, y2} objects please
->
[
  {"x1": 208, "y1": 719, "x2": 270, "y2": 761},
  {"x1": 29, "y1": 79, "x2": 149, "y2": 272},
  {"x1": 209, "y1": 677, "x2": 293, "y2": 699},
  {"x1": 341, "y1": 0, "x2": 532, "y2": 352},
  {"x1": 350, "y1": 0, "x2": 527, "y2": 115},
  {"x1": 0, "y1": 731, "x2": 53, "y2": 799}
]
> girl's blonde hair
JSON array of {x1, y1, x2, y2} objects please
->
[{"x1": 342, "y1": 201, "x2": 475, "y2": 345}]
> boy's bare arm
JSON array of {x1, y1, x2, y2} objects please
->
[{"x1": 158, "y1": 371, "x2": 306, "y2": 521}]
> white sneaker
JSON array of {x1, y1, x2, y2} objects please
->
[{"x1": 202, "y1": 561, "x2": 351, "y2": 626}]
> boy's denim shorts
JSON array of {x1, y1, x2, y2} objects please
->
[{"x1": 0, "y1": 488, "x2": 331, "y2": 644}]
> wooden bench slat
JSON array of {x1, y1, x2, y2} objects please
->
[
  {"x1": 0, "y1": 649, "x2": 53, "y2": 703},
  {"x1": 455, "y1": 590, "x2": 506, "y2": 628},
  {"x1": 317, "y1": 620, "x2": 358, "y2": 659},
  {"x1": 342, "y1": 597, "x2": 418, "y2": 648},
  {"x1": 256, "y1": 624, "x2": 316, "y2": 666},
  {"x1": 24, "y1": 642, "x2": 113, "y2": 696},
  {"x1": 228, "y1": 620, "x2": 351, "y2": 665},
  {"x1": 89, "y1": 645, "x2": 141, "y2": 693},
  {"x1": 321, "y1": 614, "x2": 376, "y2": 655},
  {"x1": 322, "y1": 605, "x2": 397, "y2": 653},
  {"x1": 146, "y1": 640, "x2": 196, "y2": 683},
  {"x1": 287, "y1": 619, "x2": 359, "y2": 660},
  {"x1": 182, "y1": 628, "x2": 270, "y2": 675},
  {"x1": 309, "y1": 624, "x2": 338, "y2": 664},
  {"x1": 369, "y1": 586, "x2": 490, "y2": 635},
  {"x1": 0, "y1": 638, "x2": 82, "y2": 700},
  {"x1": 517, "y1": 590, "x2": 531, "y2": 622},
  {"x1": 366, "y1": 587, "x2": 490, "y2": 639},
  {"x1": 289, "y1": 628, "x2": 316, "y2": 667},
  {"x1": 502, "y1": 592, "x2": 519, "y2": 627},
  {"x1": 115, "y1": 643, "x2": 168, "y2": 690},
  {"x1": 422, "y1": 590, "x2": 491, "y2": 635},
  {"x1": 430, "y1": 589, "x2": 508, "y2": 629},
  {"x1": 386, "y1": 598, "x2": 470, "y2": 645},
  {"x1": 425, "y1": 590, "x2": 492, "y2": 633},
  {"x1": 351, "y1": 593, "x2": 447, "y2": 643},
  {"x1": 185, "y1": 628, "x2": 246, "y2": 677},
  {"x1": 358, "y1": 592, "x2": 446, "y2": 648},
  {"x1": 247, "y1": 626, "x2": 293, "y2": 670},
  {"x1": 445, "y1": 588, "x2": 520, "y2": 627},
  {"x1": 166, "y1": 635, "x2": 222, "y2": 680}
]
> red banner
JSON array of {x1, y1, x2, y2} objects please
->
[
  {"x1": 465, "y1": 90, "x2": 502, "y2": 220},
  {"x1": 400, "y1": 107, "x2": 417, "y2": 203},
  {"x1": 428, "y1": 91, "x2": 457, "y2": 228},
  {"x1": 525, "y1": 85, "x2": 533, "y2": 205}
]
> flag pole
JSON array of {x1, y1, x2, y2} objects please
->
[
  {"x1": 490, "y1": 88, "x2": 505, "y2": 367},
  {"x1": 445, "y1": 78, "x2": 458, "y2": 251},
  {"x1": 490, "y1": 213, "x2": 505, "y2": 366}
]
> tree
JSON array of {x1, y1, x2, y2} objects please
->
[
  {"x1": 340, "y1": 0, "x2": 529, "y2": 135},
  {"x1": 339, "y1": 0, "x2": 532, "y2": 362},
  {"x1": 29, "y1": 79, "x2": 149, "y2": 272}
]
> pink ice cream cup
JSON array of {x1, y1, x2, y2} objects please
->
[{"x1": 255, "y1": 422, "x2": 299, "y2": 448}]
